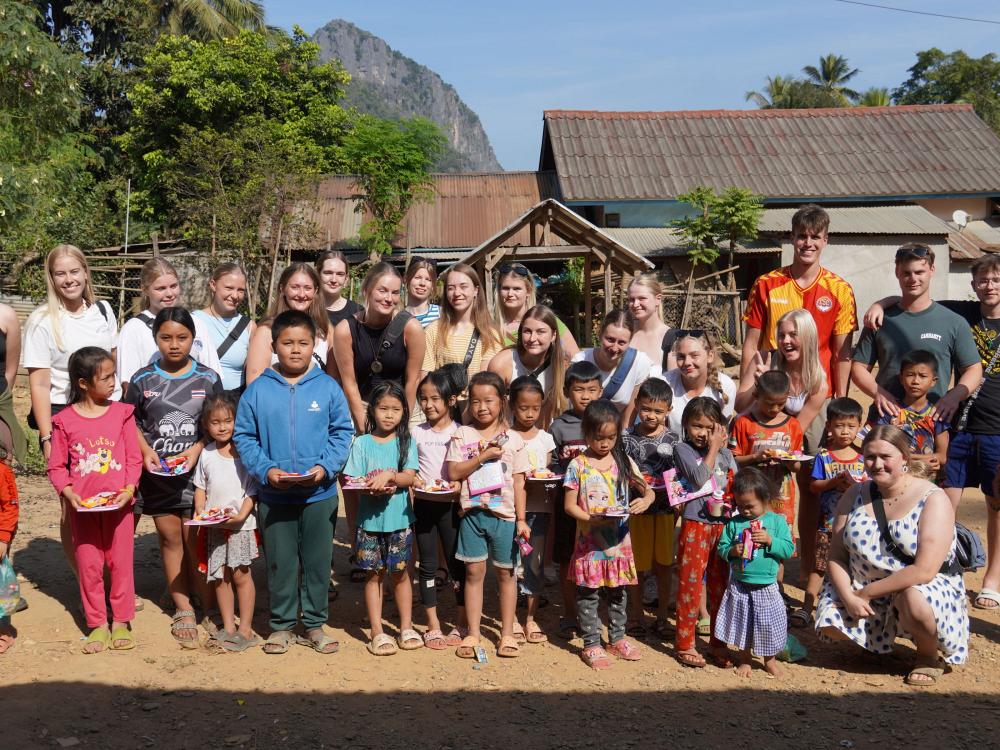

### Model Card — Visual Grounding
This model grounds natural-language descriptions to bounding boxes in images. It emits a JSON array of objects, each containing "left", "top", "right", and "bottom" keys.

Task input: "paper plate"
[
  {"left": 77, "top": 503, "right": 120, "bottom": 513},
  {"left": 528, "top": 474, "right": 563, "bottom": 482},
  {"left": 184, "top": 517, "right": 227, "bottom": 526}
]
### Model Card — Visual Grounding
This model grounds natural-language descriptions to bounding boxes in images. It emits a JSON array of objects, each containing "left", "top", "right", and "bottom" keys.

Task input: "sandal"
[
  {"left": 423, "top": 629, "right": 448, "bottom": 650},
  {"left": 695, "top": 617, "right": 711, "bottom": 636},
  {"left": 653, "top": 619, "right": 675, "bottom": 639},
  {"left": 297, "top": 627, "right": 339, "bottom": 654},
  {"left": 557, "top": 617, "right": 578, "bottom": 640},
  {"left": 512, "top": 622, "right": 527, "bottom": 644},
  {"left": 262, "top": 629, "right": 296, "bottom": 655},
  {"left": 789, "top": 608, "right": 813, "bottom": 628},
  {"left": 581, "top": 645, "right": 613, "bottom": 670},
  {"left": 607, "top": 638, "right": 642, "bottom": 661},
  {"left": 221, "top": 632, "right": 261, "bottom": 653},
  {"left": 455, "top": 635, "right": 480, "bottom": 659},
  {"left": 496, "top": 635, "right": 520, "bottom": 658},
  {"left": 367, "top": 632, "right": 398, "bottom": 656},
  {"left": 170, "top": 610, "right": 199, "bottom": 649},
  {"left": 444, "top": 626, "right": 468, "bottom": 647},
  {"left": 625, "top": 620, "right": 648, "bottom": 638},
  {"left": 109, "top": 624, "right": 135, "bottom": 651},
  {"left": 397, "top": 628, "right": 423, "bottom": 651},
  {"left": 905, "top": 656, "right": 948, "bottom": 686},
  {"left": 974, "top": 588, "right": 1000, "bottom": 610},
  {"left": 525, "top": 621, "right": 548, "bottom": 644},
  {"left": 83, "top": 626, "right": 110, "bottom": 654},
  {"left": 675, "top": 649, "right": 706, "bottom": 668}
]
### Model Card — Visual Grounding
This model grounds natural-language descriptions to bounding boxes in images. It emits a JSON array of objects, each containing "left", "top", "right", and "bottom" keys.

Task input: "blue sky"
[{"left": 263, "top": 1, "right": 1000, "bottom": 170}]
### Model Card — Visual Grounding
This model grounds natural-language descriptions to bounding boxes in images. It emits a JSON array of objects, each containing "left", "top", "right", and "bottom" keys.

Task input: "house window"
[
  {"left": 605, "top": 213, "right": 621, "bottom": 228},
  {"left": 990, "top": 198, "right": 1000, "bottom": 219}
]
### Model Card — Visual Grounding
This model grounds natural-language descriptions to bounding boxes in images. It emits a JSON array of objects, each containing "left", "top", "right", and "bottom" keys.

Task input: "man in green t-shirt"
[{"left": 851, "top": 244, "right": 982, "bottom": 423}]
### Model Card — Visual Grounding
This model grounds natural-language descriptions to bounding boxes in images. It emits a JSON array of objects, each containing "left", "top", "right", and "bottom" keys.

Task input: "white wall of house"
[
  {"left": 918, "top": 197, "right": 994, "bottom": 223},
  {"left": 948, "top": 260, "right": 980, "bottom": 303}
]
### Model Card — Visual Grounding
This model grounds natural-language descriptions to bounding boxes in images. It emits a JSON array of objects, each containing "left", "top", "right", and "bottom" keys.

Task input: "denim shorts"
[
  {"left": 355, "top": 526, "right": 413, "bottom": 573},
  {"left": 456, "top": 508, "right": 517, "bottom": 568},
  {"left": 944, "top": 432, "right": 1000, "bottom": 497}
]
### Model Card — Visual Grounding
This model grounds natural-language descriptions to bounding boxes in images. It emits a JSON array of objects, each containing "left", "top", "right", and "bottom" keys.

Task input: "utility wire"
[{"left": 833, "top": 0, "right": 1000, "bottom": 25}]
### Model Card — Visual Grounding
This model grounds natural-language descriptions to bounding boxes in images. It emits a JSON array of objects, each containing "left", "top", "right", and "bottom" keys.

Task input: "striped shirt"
[
  {"left": 421, "top": 320, "right": 500, "bottom": 378},
  {"left": 409, "top": 303, "right": 441, "bottom": 328}
]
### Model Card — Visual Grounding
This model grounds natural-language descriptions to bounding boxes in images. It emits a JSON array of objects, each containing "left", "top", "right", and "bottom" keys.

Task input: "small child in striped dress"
[{"left": 714, "top": 467, "right": 795, "bottom": 679}]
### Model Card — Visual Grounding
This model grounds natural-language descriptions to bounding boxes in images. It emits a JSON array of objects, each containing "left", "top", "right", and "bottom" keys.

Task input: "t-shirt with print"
[
  {"left": 446, "top": 426, "right": 528, "bottom": 521},
  {"left": 622, "top": 426, "right": 679, "bottom": 513},
  {"left": 743, "top": 266, "right": 857, "bottom": 395},
  {"left": 672, "top": 441, "right": 738, "bottom": 524},
  {"left": 549, "top": 410, "right": 586, "bottom": 473},
  {"left": 421, "top": 321, "right": 501, "bottom": 383},
  {"left": 852, "top": 302, "right": 980, "bottom": 402},
  {"left": 729, "top": 413, "right": 804, "bottom": 520},
  {"left": 344, "top": 434, "right": 418, "bottom": 533},
  {"left": 940, "top": 300, "right": 1000, "bottom": 434},
  {"left": 810, "top": 449, "right": 866, "bottom": 534},
  {"left": 570, "top": 348, "right": 652, "bottom": 410},
  {"left": 663, "top": 368, "right": 737, "bottom": 437},
  {"left": 21, "top": 301, "right": 120, "bottom": 404},
  {"left": 413, "top": 421, "right": 459, "bottom": 501},
  {"left": 192, "top": 443, "right": 258, "bottom": 531},
  {"left": 861, "top": 401, "right": 946, "bottom": 456},
  {"left": 520, "top": 429, "right": 556, "bottom": 513},
  {"left": 124, "top": 360, "right": 223, "bottom": 512}
]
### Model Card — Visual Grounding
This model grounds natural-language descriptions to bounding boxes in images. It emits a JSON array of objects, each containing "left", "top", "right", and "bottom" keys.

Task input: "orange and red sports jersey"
[
  {"left": 729, "top": 413, "right": 804, "bottom": 528},
  {"left": 743, "top": 267, "right": 858, "bottom": 393}
]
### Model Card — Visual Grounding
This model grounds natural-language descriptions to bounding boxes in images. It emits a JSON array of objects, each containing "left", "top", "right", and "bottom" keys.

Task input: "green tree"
[
  {"left": 745, "top": 76, "right": 850, "bottom": 109},
  {"left": 669, "top": 186, "right": 764, "bottom": 268},
  {"left": 342, "top": 115, "right": 448, "bottom": 260},
  {"left": 149, "top": 0, "right": 268, "bottom": 41},
  {"left": 803, "top": 53, "right": 860, "bottom": 104},
  {"left": 893, "top": 48, "right": 1000, "bottom": 134},
  {"left": 745, "top": 75, "right": 797, "bottom": 108},
  {"left": 857, "top": 87, "right": 891, "bottom": 107}
]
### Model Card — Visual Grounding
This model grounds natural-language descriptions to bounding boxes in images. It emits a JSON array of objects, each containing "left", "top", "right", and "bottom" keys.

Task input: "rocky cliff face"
[{"left": 314, "top": 19, "right": 502, "bottom": 172}]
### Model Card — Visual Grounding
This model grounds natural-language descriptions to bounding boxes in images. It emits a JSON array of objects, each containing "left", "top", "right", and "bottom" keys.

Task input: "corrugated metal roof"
[
  {"left": 291, "top": 171, "right": 560, "bottom": 250},
  {"left": 542, "top": 105, "right": 1000, "bottom": 201},
  {"left": 603, "top": 228, "right": 781, "bottom": 258},
  {"left": 758, "top": 205, "right": 949, "bottom": 235},
  {"left": 950, "top": 231, "right": 986, "bottom": 261},
  {"left": 967, "top": 220, "right": 1000, "bottom": 249}
]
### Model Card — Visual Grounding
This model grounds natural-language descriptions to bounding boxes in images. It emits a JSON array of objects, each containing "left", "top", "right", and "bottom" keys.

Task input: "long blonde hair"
[
  {"left": 27, "top": 245, "right": 97, "bottom": 352},
  {"left": 672, "top": 330, "right": 729, "bottom": 404},
  {"left": 265, "top": 263, "right": 329, "bottom": 338},
  {"left": 773, "top": 308, "right": 826, "bottom": 396},
  {"left": 438, "top": 263, "right": 500, "bottom": 353},
  {"left": 628, "top": 273, "right": 666, "bottom": 322},
  {"left": 494, "top": 263, "right": 537, "bottom": 331},
  {"left": 513, "top": 304, "right": 566, "bottom": 426}
]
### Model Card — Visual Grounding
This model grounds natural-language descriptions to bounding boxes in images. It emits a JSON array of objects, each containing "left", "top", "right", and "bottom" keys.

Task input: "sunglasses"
[
  {"left": 674, "top": 329, "right": 706, "bottom": 339},
  {"left": 499, "top": 263, "right": 530, "bottom": 277},
  {"left": 895, "top": 245, "right": 931, "bottom": 261}
]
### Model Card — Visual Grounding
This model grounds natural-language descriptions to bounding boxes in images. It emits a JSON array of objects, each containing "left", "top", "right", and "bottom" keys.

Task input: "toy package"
[{"left": 663, "top": 468, "right": 718, "bottom": 508}]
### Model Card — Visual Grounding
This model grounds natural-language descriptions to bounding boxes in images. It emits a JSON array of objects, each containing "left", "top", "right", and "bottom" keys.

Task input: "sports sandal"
[
  {"left": 221, "top": 632, "right": 261, "bottom": 653},
  {"left": 262, "top": 629, "right": 296, "bottom": 655},
  {"left": 905, "top": 656, "right": 948, "bottom": 686},
  {"left": 607, "top": 638, "right": 642, "bottom": 661},
  {"left": 297, "top": 627, "right": 339, "bottom": 654},
  {"left": 455, "top": 635, "right": 480, "bottom": 659},
  {"left": 397, "top": 628, "right": 423, "bottom": 650},
  {"left": 581, "top": 645, "right": 612, "bottom": 670},
  {"left": 423, "top": 629, "right": 448, "bottom": 650},
  {"left": 82, "top": 626, "right": 110, "bottom": 654},
  {"left": 974, "top": 588, "right": 1000, "bottom": 610},
  {"left": 109, "top": 624, "right": 135, "bottom": 651},
  {"left": 170, "top": 610, "right": 199, "bottom": 649},
  {"left": 496, "top": 635, "right": 520, "bottom": 658},
  {"left": 367, "top": 632, "right": 398, "bottom": 656}
]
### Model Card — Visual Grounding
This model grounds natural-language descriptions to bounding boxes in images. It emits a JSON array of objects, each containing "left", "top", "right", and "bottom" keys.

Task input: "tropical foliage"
[{"left": 894, "top": 49, "right": 1000, "bottom": 135}]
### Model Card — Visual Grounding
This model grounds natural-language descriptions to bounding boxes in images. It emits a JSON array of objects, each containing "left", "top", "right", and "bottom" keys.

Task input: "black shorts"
[{"left": 553, "top": 506, "right": 577, "bottom": 565}]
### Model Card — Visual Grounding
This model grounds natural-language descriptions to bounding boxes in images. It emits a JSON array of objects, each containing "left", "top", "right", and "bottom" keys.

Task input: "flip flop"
[
  {"left": 367, "top": 632, "right": 398, "bottom": 656},
  {"left": 109, "top": 624, "right": 135, "bottom": 651},
  {"left": 397, "top": 628, "right": 423, "bottom": 651},
  {"left": 525, "top": 621, "right": 548, "bottom": 643},
  {"left": 221, "top": 632, "right": 261, "bottom": 653},
  {"left": 675, "top": 650, "right": 706, "bottom": 668},
  {"left": 455, "top": 635, "right": 480, "bottom": 659},
  {"left": 83, "top": 626, "right": 110, "bottom": 654},
  {"left": 423, "top": 629, "right": 449, "bottom": 650},
  {"left": 297, "top": 628, "right": 339, "bottom": 654},
  {"left": 974, "top": 588, "right": 1000, "bottom": 610},
  {"left": 170, "top": 610, "right": 199, "bottom": 649},
  {"left": 262, "top": 629, "right": 296, "bottom": 655},
  {"left": 496, "top": 635, "right": 520, "bottom": 658}
]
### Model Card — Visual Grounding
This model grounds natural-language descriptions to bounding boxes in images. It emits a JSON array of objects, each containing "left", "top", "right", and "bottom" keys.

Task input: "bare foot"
[
  {"left": 734, "top": 662, "right": 753, "bottom": 678},
  {"left": 0, "top": 622, "right": 15, "bottom": 654},
  {"left": 763, "top": 656, "right": 784, "bottom": 679}
]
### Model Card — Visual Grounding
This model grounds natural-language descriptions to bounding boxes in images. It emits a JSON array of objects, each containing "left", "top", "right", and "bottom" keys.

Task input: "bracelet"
[{"left": 39, "top": 435, "right": 52, "bottom": 444}]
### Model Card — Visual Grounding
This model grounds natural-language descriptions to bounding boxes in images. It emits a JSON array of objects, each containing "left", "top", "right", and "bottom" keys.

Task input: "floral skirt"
[{"left": 206, "top": 528, "right": 259, "bottom": 582}]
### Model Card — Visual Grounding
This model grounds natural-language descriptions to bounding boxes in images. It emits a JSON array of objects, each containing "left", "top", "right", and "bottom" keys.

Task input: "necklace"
[{"left": 879, "top": 478, "right": 912, "bottom": 506}]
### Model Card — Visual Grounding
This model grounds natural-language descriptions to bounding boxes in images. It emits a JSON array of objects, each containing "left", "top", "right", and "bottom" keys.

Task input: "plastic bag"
[
  {"left": 0, "top": 556, "right": 19, "bottom": 617},
  {"left": 776, "top": 633, "right": 808, "bottom": 663}
]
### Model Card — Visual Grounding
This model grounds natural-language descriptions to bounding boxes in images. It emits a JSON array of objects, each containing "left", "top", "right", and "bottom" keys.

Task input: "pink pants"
[{"left": 71, "top": 506, "right": 135, "bottom": 627}]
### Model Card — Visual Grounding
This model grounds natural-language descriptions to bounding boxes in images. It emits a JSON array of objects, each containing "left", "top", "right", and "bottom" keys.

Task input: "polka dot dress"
[{"left": 814, "top": 486, "right": 969, "bottom": 665}]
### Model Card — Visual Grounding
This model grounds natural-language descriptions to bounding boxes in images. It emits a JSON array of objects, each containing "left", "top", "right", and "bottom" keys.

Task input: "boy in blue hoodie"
[{"left": 234, "top": 310, "right": 353, "bottom": 654}]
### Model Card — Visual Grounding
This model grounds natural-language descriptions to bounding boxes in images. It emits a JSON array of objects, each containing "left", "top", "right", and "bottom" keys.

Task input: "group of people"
[{"left": 0, "top": 203, "right": 989, "bottom": 686}]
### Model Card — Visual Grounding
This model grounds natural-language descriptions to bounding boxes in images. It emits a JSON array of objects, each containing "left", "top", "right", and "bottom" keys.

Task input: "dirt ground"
[{"left": 3, "top": 470, "right": 1000, "bottom": 750}]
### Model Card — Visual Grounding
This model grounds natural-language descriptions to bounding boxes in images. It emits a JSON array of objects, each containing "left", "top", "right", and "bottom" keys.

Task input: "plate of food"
[
  {"left": 528, "top": 468, "right": 563, "bottom": 482},
  {"left": 419, "top": 478, "right": 457, "bottom": 495},
  {"left": 77, "top": 491, "right": 120, "bottom": 512},
  {"left": 643, "top": 473, "right": 666, "bottom": 490},
  {"left": 185, "top": 507, "right": 236, "bottom": 526},
  {"left": 278, "top": 469, "right": 320, "bottom": 484},
  {"left": 149, "top": 457, "right": 190, "bottom": 477},
  {"left": 766, "top": 449, "right": 812, "bottom": 463}
]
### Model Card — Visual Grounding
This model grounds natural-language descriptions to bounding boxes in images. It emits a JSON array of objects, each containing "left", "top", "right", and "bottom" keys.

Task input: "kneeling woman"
[{"left": 816, "top": 424, "right": 969, "bottom": 686}]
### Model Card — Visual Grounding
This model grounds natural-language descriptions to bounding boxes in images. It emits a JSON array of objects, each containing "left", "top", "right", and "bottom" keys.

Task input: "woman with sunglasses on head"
[
  {"left": 420, "top": 263, "right": 502, "bottom": 389},
  {"left": 495, "top": 263, "right": 579, "bottom": 358},
  {"left": 570, "top": 310, "right": 651, "bottom": 427},
  {"left": 663, "top": 330, "right": 736, "bottom": 438},
  {"left": 488, "top": 305, "right": 568, "bottom": 427},
  {"left": 404, "top": 256, "right": 441, "bottom": 328},
  {"left": 316, "top": 250, "right": 362, "bottom": 328},
  {"left": 628, "top": 274, "right": 675, "bottom": 378}
]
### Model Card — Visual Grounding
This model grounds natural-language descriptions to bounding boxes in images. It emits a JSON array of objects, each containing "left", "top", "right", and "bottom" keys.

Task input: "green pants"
[{"left": 258, "top": 496, "right": 338, "bottom": 632}]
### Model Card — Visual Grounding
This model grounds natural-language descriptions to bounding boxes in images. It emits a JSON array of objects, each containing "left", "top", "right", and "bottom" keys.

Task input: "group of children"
[{"left": 1, "top": 300, "right": 954, "bottom": 677}]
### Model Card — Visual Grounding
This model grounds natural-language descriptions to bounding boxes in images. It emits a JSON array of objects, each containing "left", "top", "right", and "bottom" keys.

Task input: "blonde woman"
[
  {"left": 489, "top": 304, "right": 568, "bottom": 427},
  {"left": 117, "top": 258, "right": 220, "bottom": 393},
  {"left": 663, "top": 330, "right": 736, "bottom": 437},
  {"left": 22, "top": 245, "right": 120, "bottom": 570},
  {"left": 628, "top": 274, "right": 675, "bottom": 377},
  {"left": 421, "top": 263, "right": 502, "bottom": 384},
  {"left": 494, "top": 262, "right": 579, "bottom": 357},
  {"left": 244, "top": 263, "right": 332, "bottom": 385},
  {"left": 316, "top": 250, "right": 361, "bottom": 328},
  {"left": 404, "top": 256, "right": 441, "bottom": 328}
]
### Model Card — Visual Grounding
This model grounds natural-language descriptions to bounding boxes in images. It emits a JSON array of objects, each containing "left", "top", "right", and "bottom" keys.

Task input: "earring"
[{"left": 902, "top": 465, "right": 909, "bottom": 473}]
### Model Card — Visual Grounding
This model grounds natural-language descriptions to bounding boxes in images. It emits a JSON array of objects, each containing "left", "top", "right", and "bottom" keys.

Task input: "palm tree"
[
  {"left": 745, "top": 75, "right": 796, "bottom": 109},
  {"left": 803, "top": 54, "right": 861, "bottom": 104},
  {"left": 857, "top": 87, "right": 891, "bottom": 107},
  {"left": 149, "top": 0, "right": 268, "bottom": 41}
]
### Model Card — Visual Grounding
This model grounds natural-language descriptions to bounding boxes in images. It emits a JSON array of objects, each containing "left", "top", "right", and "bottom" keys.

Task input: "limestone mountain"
[{"left": 314, "top": 19, "right": 502, "bottom": 172}]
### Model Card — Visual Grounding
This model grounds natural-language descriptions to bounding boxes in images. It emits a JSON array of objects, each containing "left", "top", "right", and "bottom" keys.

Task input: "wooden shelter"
[{"left": 457, "top": 199, "right": 653, "bottom": 326}]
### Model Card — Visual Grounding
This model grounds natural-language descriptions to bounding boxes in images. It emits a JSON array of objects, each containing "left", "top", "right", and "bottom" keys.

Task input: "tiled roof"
[
  {"left": 757, "top": 205, "right": 949, "bottom": 235},
  {"left": 541, "top": 105, "right": 1000, "bottom": 201}
]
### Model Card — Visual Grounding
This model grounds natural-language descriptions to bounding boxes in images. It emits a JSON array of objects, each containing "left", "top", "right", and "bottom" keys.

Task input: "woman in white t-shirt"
[
  {"left": 489, "top": 304, "right": 568, "bottom": 428},
  {"left": 663, "top": 330, "right": 736, "bottom": 437},
  {"left": 22, "top": 244, "right": 120, "bottom": 571},
  {"left": 570, "top": 309, "right": 652, "bottom": 426},
  {"left": 628, "top": 274, "right": 675, "bottom": 379},
  {"left": 244, "top": 263, "right": 332, "bottom": 385},
  {"left": 117, "top": 258, "right": 221, "bottom": 395}
]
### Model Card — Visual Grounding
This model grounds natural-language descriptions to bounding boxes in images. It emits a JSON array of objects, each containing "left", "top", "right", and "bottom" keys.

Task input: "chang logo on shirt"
[
  {"left": 921, "top": 333, "right": 942, "bottom": 342},
  {"left": 308, "top": 400, "right": 321, "bottom": 412}
]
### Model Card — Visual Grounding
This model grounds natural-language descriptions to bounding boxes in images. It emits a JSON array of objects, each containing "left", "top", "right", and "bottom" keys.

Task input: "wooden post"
[
  {"left": 680, "top": 266, "right": 695, "bottom": 328},
  {"left": 604, "top": 254, "right": 613, "bottom": 317},
  {"left": 152, "top": 232, "right": 159, "bottom": 258},
  {"left": 266, "top": 216, "right": 285, "bottom": 306},
  {"left": 583, "top": 254, "right": 592, "bottom": 345}
]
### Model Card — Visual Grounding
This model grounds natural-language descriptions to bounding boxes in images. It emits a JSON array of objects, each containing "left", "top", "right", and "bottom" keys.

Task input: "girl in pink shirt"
[{"left": 48, "top": 347, "right": 142, "bottom": 653}]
